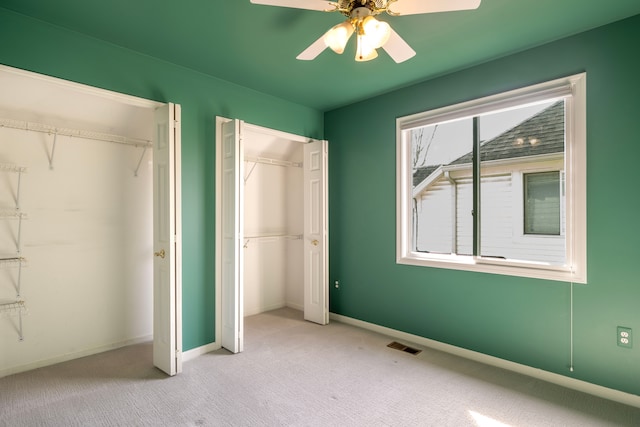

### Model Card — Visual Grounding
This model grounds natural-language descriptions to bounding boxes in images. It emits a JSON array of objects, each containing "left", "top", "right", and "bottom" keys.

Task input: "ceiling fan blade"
[
  {"left": 250, "top": 0, "right": 335, "bottom": 12},
  {"left": 297, "top": 34, "right": 329, "bottom": 60},
  {"left": 388, "top": 0, "right": 481, "bottom": 15},
  {"left": 382, "top": 28, "right": 416, "bottom": 63}
]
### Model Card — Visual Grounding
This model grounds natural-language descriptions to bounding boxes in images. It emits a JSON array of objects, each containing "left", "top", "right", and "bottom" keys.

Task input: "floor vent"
[{"left": 387, "top": 341, "right": 422, "bottom": 355}]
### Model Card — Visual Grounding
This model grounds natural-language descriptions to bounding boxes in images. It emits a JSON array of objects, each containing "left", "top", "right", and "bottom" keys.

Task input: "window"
[
  {"left": 397, "top": 74, "right": 586, "bottom": 283},
  {"left": 524, "top": 171, "right": 561, "bottom": 236}
]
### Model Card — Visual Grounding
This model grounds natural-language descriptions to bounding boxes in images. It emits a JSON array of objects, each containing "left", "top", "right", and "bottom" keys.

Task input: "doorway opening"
[{"left": 215, "top": 118, "right": 328, "bottom": 354}]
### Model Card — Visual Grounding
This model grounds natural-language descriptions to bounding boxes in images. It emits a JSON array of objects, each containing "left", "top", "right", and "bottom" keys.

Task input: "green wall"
[
  {"left": 0, "top": 8, "right": 324, "bottom": 351},
  {"left": 325, "top": 14, "right": 640, "bottom": 396}
]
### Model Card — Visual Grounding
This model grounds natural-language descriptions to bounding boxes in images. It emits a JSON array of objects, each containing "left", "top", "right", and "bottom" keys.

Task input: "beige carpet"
[{"left": 1, "top": 308, "right": 639, "bottom": 426}]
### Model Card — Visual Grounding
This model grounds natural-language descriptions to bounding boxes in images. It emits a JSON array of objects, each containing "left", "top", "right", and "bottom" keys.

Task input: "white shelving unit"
[{"left": 0, "top": 162, "right": 28, "bottom": 341}]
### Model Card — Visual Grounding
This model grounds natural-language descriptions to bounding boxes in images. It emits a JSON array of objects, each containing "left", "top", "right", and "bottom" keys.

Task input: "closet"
[
  {"left": 242, "top": 127, "right": 305, "bottom": 316},
  {"left": 0, "top": 65, "right": 180, "bottom": 377},
  {"left": 216, "top": 118, "right": 328, "bottom": 354}
]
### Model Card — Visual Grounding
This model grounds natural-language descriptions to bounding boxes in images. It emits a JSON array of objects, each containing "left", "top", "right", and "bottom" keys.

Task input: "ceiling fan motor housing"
[{"left": 337, "top": 0, "right": 391, "bottom": 16}]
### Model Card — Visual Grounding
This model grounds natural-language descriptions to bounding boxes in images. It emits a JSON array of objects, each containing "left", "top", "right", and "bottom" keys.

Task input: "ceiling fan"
[{"left": 250, "top": 0, "right": 481, "bottom": 63}]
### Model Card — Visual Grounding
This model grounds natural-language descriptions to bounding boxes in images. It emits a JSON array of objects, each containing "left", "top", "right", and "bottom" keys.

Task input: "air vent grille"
[{"left": 387, "top": 341, "right": 422, "bottom": 355}]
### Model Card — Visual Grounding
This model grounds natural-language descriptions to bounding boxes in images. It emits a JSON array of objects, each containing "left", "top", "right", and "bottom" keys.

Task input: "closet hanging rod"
[
  {"left": 243, "top": 234, "right": 302, "bottom": 244},
  {"left": 243, "top": 234, "right": 302, "bottom": 248},
  {"left": 245, "top": 156, "right": 302, "bottom": 168},
  {"left": 0, "top": 117, "right": 152, "bottom": 148}
]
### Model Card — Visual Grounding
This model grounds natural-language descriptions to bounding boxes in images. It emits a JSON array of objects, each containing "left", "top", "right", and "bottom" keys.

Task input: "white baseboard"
[
  {"left": 286, "top": 301, "right": 303, "bottom": 311},
  {"left": 245, "top": 302, "right": 288, "bottom": 317},
  {"left": 244, "top": 302, "right": 304, "bottom": 317},
  {"left": 0, "top": 334, "right": 153, "bottom": 379},
  {"left": 330, "top": 313, "right": 640, "bottom": 409},
  {"left": 182, "top": 342, "right": 221, "bottom": 362}
]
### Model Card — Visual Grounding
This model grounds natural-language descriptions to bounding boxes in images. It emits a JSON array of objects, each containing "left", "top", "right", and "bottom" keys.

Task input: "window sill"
[{"left": 398, "top": 253, "right": 586, "bottom": 283}]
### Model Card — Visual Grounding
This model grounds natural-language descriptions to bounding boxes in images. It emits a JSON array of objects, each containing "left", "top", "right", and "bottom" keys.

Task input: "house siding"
[
  {"left": 480, "top": 174, "right": 514, "bottom": 258},
  {"left": 415, "top": 179, "right": 455, "bottom": 253},
  {"left": 416, "top": 172, "right": 564, "bottom": 264}
]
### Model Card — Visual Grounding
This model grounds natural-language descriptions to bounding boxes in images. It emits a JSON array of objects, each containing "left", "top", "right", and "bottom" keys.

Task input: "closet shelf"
[
  {"left": 0, "top": 257, "right": 27, "bottom": 268},
  {"left": 0, "top": 210, "right": 27, "bottom": 219},
  {"left": 0, "top": 300, "right": 26, "bottom": 316},
  {"left": 0, "top": 163, "right": 28, "bottom": 174},
  {"left": 0, "top": 157, "right": 29, "bottom": 341},
  {"left": 0, "top": 117, "right": 152, "bottom": 148},
  {"left": 245, "top": 156, "right": 302, "bottom": 168}
]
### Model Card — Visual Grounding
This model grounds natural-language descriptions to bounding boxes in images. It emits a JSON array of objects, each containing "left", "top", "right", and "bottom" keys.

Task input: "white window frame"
[{"left": 396, "top": 73, "right": 587, "bottom": 283}]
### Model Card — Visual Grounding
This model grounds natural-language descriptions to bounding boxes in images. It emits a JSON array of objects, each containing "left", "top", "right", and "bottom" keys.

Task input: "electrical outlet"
[{"left": 617, "top": 326, "right": 632, "bottom": 348}]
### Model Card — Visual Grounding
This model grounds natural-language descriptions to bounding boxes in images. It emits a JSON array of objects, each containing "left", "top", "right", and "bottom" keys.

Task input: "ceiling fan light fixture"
[
  {"left": 324, "top": 20, "right": 355, "bottom": 54},
  {"left": 355, "top": 33, "right": 378, "bottom": 61},
  {"left": 362, "top": 15, "right": 391, "bottom": 48}
]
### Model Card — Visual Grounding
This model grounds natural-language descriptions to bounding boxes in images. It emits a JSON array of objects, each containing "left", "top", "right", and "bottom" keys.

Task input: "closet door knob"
[
  {"left": 311, "top": 240, "right": 319, "bottom": 246},
  {"left": 154, "top": 249, "right": 166, "bottom": 259}
]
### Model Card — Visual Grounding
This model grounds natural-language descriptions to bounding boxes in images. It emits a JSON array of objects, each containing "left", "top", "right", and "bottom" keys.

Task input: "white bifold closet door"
[
  {"left": 220, "top": 119, "right": 245, "bottom": 354},
  {"left": 153, "top": 103, "right": 183, "bottom": 375},
  {"left": 303, "top": 139, "right": 328, "bottom": 325},
  {"left": 217, "top": 118, "right": 328, "bottom": 354}
]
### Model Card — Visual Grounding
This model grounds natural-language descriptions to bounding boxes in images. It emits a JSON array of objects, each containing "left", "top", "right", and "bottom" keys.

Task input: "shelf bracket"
[
  {"left": 18, "top": 310, "right": 23, "bottom": 341},
  {"left": 16, "top": 258, "right": 23, "bottom": 298},
  {"left": 16, "top": 214, "right": 23, "bottom": 254},
  {"left": 16, "top": 170, "right": 22, "bottom": 210},
  {"left": 48, "top": 132, "right": 58, "bottom": 170},
  {"left": 244, "top": 161, "right": 258, "bottom": 184},
  {"left": 0, "top": 300, "right": 26, "bottom": 341},
  {"left": 134, "top": 146, "right": 148, "bottom": 177}
]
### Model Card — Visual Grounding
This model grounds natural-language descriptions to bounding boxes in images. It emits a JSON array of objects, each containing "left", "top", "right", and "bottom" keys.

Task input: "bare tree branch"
[{"left": 412, "top": 125, "right": 438, "bottom": 171}]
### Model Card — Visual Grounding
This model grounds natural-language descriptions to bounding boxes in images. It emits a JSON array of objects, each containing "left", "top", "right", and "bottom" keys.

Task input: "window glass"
[
  {"left": 524, "top": 171, "right": 561, "bottom": 235},
  {"left": 411, "top": 118, "right": 472, "bottom": 255},
  {"left": 478, "top": 101, "right": 565, "bottom": 265}
]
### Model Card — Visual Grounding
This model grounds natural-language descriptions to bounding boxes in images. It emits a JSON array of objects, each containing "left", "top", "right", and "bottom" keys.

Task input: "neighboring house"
[{"left": 412, "top": 101, "right": 566, "bottom": 265}]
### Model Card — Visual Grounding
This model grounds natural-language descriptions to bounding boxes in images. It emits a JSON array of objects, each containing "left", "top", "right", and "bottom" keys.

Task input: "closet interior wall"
[
  {"left": 243, "top": 129, "right": 304, "bottom": 317},
  {"left": 0, "top": 68, "right": 155, "bottom": 377}
]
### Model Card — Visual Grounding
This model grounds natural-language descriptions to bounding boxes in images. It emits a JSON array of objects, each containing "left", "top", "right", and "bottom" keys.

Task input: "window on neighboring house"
[
  {"left": 397, "top": 74, "right": 586, "bottom": 283},
  {"left": 524, "top": 171, "right": 561, "bottom": 236}
]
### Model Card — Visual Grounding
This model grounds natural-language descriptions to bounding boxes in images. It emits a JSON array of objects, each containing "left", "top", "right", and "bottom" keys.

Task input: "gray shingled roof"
[
  {"left": 412, "top": 164, "right": 441, "bottom": 187},
  {"left": 413, "top": 101, "right": 564, "bottom": 187},
  {"left": 450, "top": 101, "right": 564, "bottom": 165}
]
